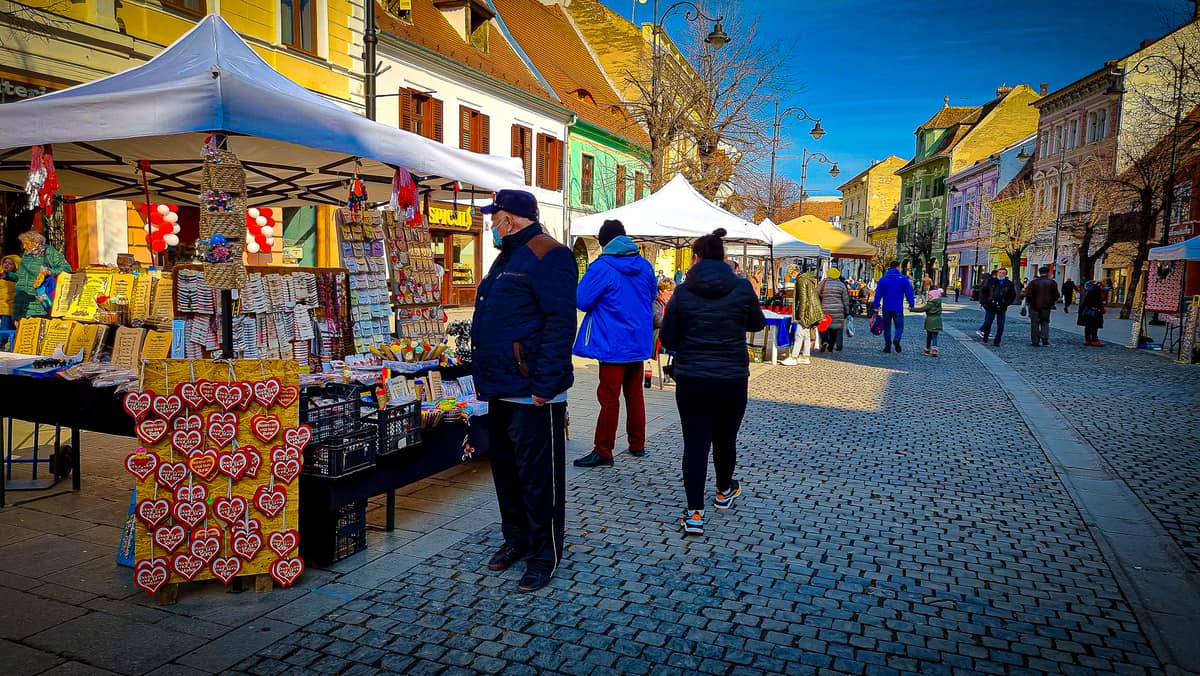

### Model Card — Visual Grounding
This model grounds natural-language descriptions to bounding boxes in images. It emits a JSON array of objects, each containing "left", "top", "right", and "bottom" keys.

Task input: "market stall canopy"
[
  {"left": 736, "top": 218, "right": 830, "bottom": 258},
  {"left": 0, "top": 14, "right": 524, "bottom": 206},
  {"left": 1149, "top": 235, "right": 1200, "bottom": 261},
  {"left": 572, "top": 174, "right": 768, "bottom": 244},
  {"left": 777, "top": 215, "right": 875, "bottom": 259}
]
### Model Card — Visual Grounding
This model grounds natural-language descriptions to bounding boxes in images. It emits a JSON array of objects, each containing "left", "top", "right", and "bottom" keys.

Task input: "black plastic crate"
[
  {"left": 364, "top": 400, "right": 422, "bottom": 457},
  {"left": 300, "top": 499, "right": 367, "bottom": 565},
  {"left": 300, "top": 383, "right": 365, "bottom": 444},
  {"left": 302, "top": 431, "right": 376, "bottom": 478}
]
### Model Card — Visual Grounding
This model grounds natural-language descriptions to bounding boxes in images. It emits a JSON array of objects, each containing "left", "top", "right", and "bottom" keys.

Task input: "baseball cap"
[{"left": 480, "top": 189, "right": 539, "bottom": 221}]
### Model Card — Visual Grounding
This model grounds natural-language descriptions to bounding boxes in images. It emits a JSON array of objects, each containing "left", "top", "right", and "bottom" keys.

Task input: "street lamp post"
[
  {"left": 766, "top": 102, "right": 825, "bottom": 291},
  {"left": 643, "top": 0, "right": 728, "bottom": 188},
  {"left": 797, "top": 148, "right": 840, "bottom": 218}
]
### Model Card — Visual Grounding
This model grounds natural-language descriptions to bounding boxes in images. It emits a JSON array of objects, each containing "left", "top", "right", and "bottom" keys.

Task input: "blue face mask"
[{"left": 491, "top": 223, "right": 503, "bottom": 249}]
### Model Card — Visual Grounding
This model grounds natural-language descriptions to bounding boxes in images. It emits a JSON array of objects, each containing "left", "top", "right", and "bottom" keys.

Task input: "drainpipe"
[
  {"left": 564, "top": 113, "right": 578, "bottom": 246},
  {"left": 364, "top": 0, "right": 378, "bottom": 120}
]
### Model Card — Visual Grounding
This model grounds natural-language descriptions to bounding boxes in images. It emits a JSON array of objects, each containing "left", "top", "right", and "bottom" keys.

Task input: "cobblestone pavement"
[
  {"left": 233, "top": 320, "right": 1170, "bottom": 676},
  {"left": 944, "top": 306, "right": 1200, "bottom": 571}
]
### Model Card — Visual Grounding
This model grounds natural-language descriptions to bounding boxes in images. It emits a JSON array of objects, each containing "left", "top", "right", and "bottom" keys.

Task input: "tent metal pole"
[{"left": 221, "top": 291, "right": 235, "bottom": 358}]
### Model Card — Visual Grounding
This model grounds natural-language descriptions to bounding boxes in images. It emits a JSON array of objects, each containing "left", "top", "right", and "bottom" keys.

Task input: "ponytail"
[{"left": 691, "top": 228, "right": 727, "bottom": 261}]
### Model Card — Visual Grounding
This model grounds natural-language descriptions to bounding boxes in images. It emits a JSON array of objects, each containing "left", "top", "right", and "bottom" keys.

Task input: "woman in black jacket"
[{"left": 660, "top": 228, "right": 766, "bottom": 536}]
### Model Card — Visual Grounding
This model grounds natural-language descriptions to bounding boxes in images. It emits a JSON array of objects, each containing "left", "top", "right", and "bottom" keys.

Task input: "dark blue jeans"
[
  {"left": 980, "top": 306, "right": 1007, "bottom": 343},
  {"left": 882, "top": 310, "right": 904, "bottom": 346}
]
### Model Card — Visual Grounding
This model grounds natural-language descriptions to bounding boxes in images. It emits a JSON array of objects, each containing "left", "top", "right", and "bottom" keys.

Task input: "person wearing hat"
[
  {"left": 912, "top": 287, "right": 944, "bottom": 356},
  {"left": 572, "top": 219, "right": 657, "bottom": 468},
  {"left": 817, "top": 267, "right": 850, "bottom": 352},
  {"left": 472, "top": 189, "right": 578, "bottom": 593},
  {"left": 11, "top": 230, "right": 71, "bottom": 320}
]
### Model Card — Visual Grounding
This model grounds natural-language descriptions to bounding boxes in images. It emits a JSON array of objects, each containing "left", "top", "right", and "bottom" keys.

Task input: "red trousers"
[{"left": 593, "top": 362, "right": 647, "bottom": 458}]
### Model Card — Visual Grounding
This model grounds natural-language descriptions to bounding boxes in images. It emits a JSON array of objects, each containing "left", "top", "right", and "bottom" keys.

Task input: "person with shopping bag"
[{"left": 818, "top": 267, "right": 851, "bottom": 352}]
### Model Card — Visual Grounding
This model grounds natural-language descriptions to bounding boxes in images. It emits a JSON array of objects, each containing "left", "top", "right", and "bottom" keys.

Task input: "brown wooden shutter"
[
  {"left": 459, "top": 106, "right": 471, "bottom": 150},
  {"left": 536, "top": 133, "right": 548, "bottom": 188},
  {"left": 552, "top": 139, "right": 564, "bottom": 191},
  {"left": 480, "top": 113, "right": 490, "bottom": 154},
  {"left": 511, "top": 125, "right": 520, "bottom": 157},
  {"left": 431, "top": 98, "right": 444, "bottom": 142},
  {"left": 399, "top": 89, "right": 413, "bottom": 132},
  {"left": 522, "top": 128, "right": 533, "bottom": 185}
]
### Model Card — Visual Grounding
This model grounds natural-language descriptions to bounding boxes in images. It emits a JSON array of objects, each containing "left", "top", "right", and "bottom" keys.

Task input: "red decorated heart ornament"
[
  {"left": 206, "top": 412, "right": 239, "bottom": 449},
  {"left": 152, "top": 394, "right": 183, "bottom": 421},
  {"left": 123, "top": 391, "right": 153, "bottom": 421},
  {"left": 187, "top": 449, "right": 221, "bottom": 482},
  {"left": 136, "top": 498, "right": 171, "bottom": 529},
  {"left": 272, "top": 455, "right": 302, "bottom": 485},
  {"left": 194, "top": 525, "right": 223, "bottom": 542},
  {"left": 253, "top": 378, "right": 281, "bottom": 408},
  {"left": 213, "top": 383, "right": 243, "bottom": 412},
  {"left": 214, "top": 495, "right": 248, "bottom": 525},
  {"left": 250, "top": 414, "right": 281, "bottom": 443},
  {"left": 283, "top": 425, "right": 312, "bottom": 454},
  {"left": 271, "top": 446, "right": 299, "bottom": 463},
  {"left": 269, "top": 556, "right": 305, "bottom": 587},
  {"left": 197, "top": 379, "right": 217, "bottom": 404},
  {"left": 135, "top": 418, "right": 169, "bottom": 446},
  {"left": 173, "top": 413, "right": 202, "bottom": 432},
  {"left": 218, "top": 449, "right": 249, "bottom": 480},
  {"left": 254, "top": 484, "right": 287, "bottom": 518},
  {"left": 231, "top": 516, "right": 262, "bottom": 534},
  {"left": 172, "top": 499, "right": 207, "bottom": 529},
  {"left": 174, "top": 483, "right": 207, "bottom": 504},
  {"left": 155, "top": 462, "right": 188, "bottom": 491},
  {"left": 243, "top": 447, "right": 263, "bottom": 479},
  {"left": 175, "top": 381, "right": 205, "bottom": 411},
  {"left": 276, "top": 385, "right": 299, "bottom": 409},
  {"left": 134, "top": 557, "right": 170, "bottom": 594},
  {"left": 152, "top": 525, "right": 187, "bottom": 553},
  {"left": 235, "top": 382, "right": 255, "bottom": 411},
  {"left": 211, "top": 556, "right": 242, "bottom": 584},
  {"left": 125, "top": 451, "right": 158, "bottom": 481},
  {"left": 267, "top": 529, "right": 299, "bottom": 558},
  {"left": 171, "top": 429, "right": 203, "bottom": 455},
  {"left": 172, "top": 552, "right": 205, "bottom": 581},
  {"left": 231, "top": 529, "right": 263, "bottom": 561},
  {"left": 190, "top": 534, "right": 220, "bottom": 564}
]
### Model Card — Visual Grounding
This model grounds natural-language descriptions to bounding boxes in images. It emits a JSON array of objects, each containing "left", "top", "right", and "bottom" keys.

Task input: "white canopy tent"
[
  {"left": 0, "top": 15, "right": 524, "bottom": 206},
  {"left": 572, "top": 174, "right": 768, "bottom": 245},
  {"left": 738, "top": 219, "right": 829, "bottom": 258}
]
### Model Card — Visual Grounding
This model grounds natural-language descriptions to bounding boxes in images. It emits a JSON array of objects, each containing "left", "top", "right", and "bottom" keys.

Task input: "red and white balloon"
[
  {"left": 141, "top": 203, "right": 180, "bottom": 253},
  {"left": 245, "top": 207, "right": 276, "bottom": 254}
]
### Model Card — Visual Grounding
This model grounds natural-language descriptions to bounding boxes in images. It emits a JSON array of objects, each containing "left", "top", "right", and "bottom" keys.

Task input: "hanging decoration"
[
  {"left": 389, "top": 168, "right": 422, "bottom": 225},
  {"left": 24, "top": 144, "right": 59, "bottom": 215},
  {"left": 347, "top": 169, "right": 368, "bottom": 214},
  {"left": 244, "top": 207, "right": 276, "bottom": 254},
  {"left": 138, "top": 203, "right": 181, "bottom": 254},
  {"left": 199, "top": 136, "right": 248, "bottom": 290}
]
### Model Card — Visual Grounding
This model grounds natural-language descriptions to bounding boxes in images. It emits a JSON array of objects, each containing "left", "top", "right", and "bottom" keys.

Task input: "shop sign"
[
  {"left": 1, "top": 77, "right": 55, "bottom": 104},
  {"left": 428, "top": 206, "right": 473, "bottom": 229}
]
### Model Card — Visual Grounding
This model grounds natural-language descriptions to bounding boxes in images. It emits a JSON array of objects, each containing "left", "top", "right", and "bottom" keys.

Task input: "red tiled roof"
[
  {"left": 919, "top": 106, "right": 980, "bottom": 131},
  {"left": 376, "top": 0, "right": 552, "bottom": 101},
  {"left": 491, "top": 0, "right": 649, "bottom": 147}
]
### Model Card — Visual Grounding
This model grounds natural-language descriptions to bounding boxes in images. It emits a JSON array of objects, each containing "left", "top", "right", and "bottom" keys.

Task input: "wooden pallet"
[{"left": 157, "top": 573, "right": 274, "bottom": 605}]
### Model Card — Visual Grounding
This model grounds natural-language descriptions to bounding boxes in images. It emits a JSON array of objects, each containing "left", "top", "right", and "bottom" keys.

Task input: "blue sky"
[{"left": 604, "top": 0, "right": 1195, "bottom": 197}]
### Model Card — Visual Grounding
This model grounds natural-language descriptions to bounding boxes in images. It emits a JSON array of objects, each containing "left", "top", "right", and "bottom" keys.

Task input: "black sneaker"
[
  {"left": 573, "top": 452, "right": 613, "bottom": 468},
  {"left": 628, "top": 448, "right": 646, "bottom": 458},
  {"left": 486, "top": 543, "right": 528, "bottom": 571},
  {"left": 517, "top": 564, "right": 552, "bottom": 592},
  {"left": 882, "top": 347, "right": 891, "bottom": 353},
  {"left": 893, "top": 341, "right": 901, "bottom": 353}
]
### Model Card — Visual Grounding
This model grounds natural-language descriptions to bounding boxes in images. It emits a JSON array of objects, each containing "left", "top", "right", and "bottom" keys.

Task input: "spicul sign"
[{"left": 1, "top": 79, "right": 54, "bottom": 103}]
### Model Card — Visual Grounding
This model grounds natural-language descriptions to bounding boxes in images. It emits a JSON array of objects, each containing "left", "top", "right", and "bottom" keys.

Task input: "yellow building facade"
[
  {"left": 839, "top": 155, "right": 907, "bottom": 242},
  {"left": 1, "top": 0, "right": 363, "bottom": 267}
]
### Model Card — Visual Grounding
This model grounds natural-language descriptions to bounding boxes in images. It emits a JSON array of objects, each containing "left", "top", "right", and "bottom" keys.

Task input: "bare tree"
[
  {"left": 907, "top": 224, "right": 936, "bottom": 277},
  {"left": 982, "top": 177, "right": 1054, "bottom": 287},
  {"left": 870, "top": 237, "right": 896, "bottom": 279},
  {"left": 0, "top": 1, "right": 71, "bottom": 44},
  {"left": 621, "top": 2, "right": 793, "bottom": 198},
  {"left": 728, "top": 170, "right": 801, "bottom": 221}
]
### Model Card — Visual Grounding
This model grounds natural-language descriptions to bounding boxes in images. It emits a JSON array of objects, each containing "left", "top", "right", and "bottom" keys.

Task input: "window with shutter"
[
  {"left": 615, "top": 165, "right": 627, "bottom": 206},
  {"left": 431, "top": 98, "right": 444, "bottom": 143},
  {"left": 460, "top": 106, "right": 473, "bottom": 150},
  {"left": 480, "top": 113, "right": 490, "bottom": 154},
  {"left": 634, "top": 171, "right": 645, "bottom": 199},
  {"left": 536, "top": 133, "right": 549, "bottom": 188},
  {"left": 551, "top": 138, "right": 564, "bottom": 191},
  {"left": 581, "top": 154, "right": 595, "bottom": 205},
  {"left": 512, "top": 126, "right": 533, "bottom": 185},
  {"left": 399, "top": 90, "right": 413, "bottom": 133}
]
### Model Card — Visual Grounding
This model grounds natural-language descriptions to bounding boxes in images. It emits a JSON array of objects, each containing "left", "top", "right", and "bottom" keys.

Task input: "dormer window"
[
  {"left": 573, "top": 89, "right": 596, "bottom": 104},
  {"left": 384, "top": 0, "right": 412, "bottom": 22},
  {"left": 433, "top": 0, "right": 493, "bottom": 52}
]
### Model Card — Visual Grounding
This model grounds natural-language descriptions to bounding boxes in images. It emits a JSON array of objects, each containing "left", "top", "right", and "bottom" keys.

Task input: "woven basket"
[
  {"left": 201, "top": 211, "right": 246, "bottom": 239},
  {"left": 205, "top": 261, "right": 247, "bottom": 291},
  {"left": 203, "top": 157, "right": 245, "bottom": 192}
]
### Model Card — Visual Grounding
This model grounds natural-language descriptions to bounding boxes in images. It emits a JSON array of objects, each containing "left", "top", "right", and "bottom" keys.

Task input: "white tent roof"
[
  {"left": 1149, "top": 235, "right": 1200, "bottom": 261},
  {"left": 736, "top": 218, "right": 830, "bottom": 258},
  {"left": 572, "top": 174, "right": 767, "bottom": 244},
  {"left": 0, "top": 15, "right": 523, "bottom": 206}
]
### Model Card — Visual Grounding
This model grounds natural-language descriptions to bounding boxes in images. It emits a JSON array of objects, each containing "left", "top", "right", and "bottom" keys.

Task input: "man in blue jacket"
[
  {"left": 871, "top": 260, "right": 915, "bottom": 353},
  {"left": 572, "top": 220, "right": 657, "bottom": 468},
  {"left": 473, "top": 189, "right": 577, "bottom": 593}
]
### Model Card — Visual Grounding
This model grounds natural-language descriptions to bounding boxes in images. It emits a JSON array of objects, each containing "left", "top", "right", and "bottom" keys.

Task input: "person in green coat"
[
  {"left": 12, "top": 230, "right": 72, "bottom": 320},
  {"left": 912, "top": 287, "right": 944, "bottom": 356}
]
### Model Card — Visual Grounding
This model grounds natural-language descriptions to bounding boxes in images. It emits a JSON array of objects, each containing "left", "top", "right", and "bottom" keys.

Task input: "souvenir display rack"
[
  {"left": 382, "top": 209, "right": 446, "bottom": 345},
  {"left": 334, "top": 208, "right": 391, "bottom": 355},
  {"left": 172, "top": 264, "right": 351, "bottom": 370}
]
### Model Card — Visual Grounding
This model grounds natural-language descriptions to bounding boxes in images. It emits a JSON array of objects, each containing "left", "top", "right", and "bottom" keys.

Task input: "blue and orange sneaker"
[
  {"left": 714, "top": 480, "right": 742, "bottom": 509},
  {"left": 680, "top": 510, "right": 704, "bottom": 535}
]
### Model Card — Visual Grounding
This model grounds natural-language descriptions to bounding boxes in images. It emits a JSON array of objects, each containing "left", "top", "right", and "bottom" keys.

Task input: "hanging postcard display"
[{"left": 123, "top": 359, "right": 306, "bottom": 594}]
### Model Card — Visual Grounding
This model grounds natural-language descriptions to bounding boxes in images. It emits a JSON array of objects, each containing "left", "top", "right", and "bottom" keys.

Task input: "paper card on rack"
[
  {"left": 39, "top": 319, "right": 75, "bottom": 356},
  {"left": 67, "top": 322, "right": 100, "bottom": 360},
  {"left": 151, "top": 277, "right": 174, "bottom": 321},
  {"left": 130, "top": 275, "right": 153, "bottom": 320},
  {"left": 170, "top": 320, "right": 187, "bottom": 358},
  {"left": 65, "top": 272, "right": 112, "bottom": 321},
  {"left": 141, "top": 330, "right": 173, "bottom": 361},
  {"left": 14, "top": 318, "right": 44, "bottom": 354},
  {"left": 112, "top": 326, "right": 145, "bottom": 372},
  {"left": 49, "top": 273, "right": 76, "bottom": 318}
]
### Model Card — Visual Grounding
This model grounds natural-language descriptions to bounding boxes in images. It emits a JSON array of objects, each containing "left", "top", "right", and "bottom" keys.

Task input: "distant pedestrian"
[
  {"left": 660, "top": 228, "right": 765, "bottom": 536},
  {"left": 474, "top": 189, "right": 576, "bottom": 593},
  {"left": 782, "top": 269, "right": 821, "bottom": 365},
  {"left": 652, "top": 278, "right": 674, "bottom": 382},
  {"left": 976, "top": 267, "right": 1017, "bottom": 346},
  {"left": 1062, "top": 278, "right": 1077, "bottom": 313},
  {"left": 871, "top": 260, "right": 915, "bottom": 353},
  {"left": 573, "top": 219, "right": 657, "bottom": 468},
  {"left": 818, "top": 267, "right": 851, "bottom": 352},
  {"left": 912, "top": 288, "right": 944, "bottom": 356},
  {"left": 953, "top": 279, "right": 962, "bottom": 302},
  {"left": 1078, "top": 279, "right": 1106, "bottom": 346},
  {"left": 921, "top": 272, "right": 933, "bottom": 298},
  {"left": 674, "top": 268, "right": 684, "bottom": 285},
  {"left": 1023, "top": 265, "right": 1061, "bottom": 347}
]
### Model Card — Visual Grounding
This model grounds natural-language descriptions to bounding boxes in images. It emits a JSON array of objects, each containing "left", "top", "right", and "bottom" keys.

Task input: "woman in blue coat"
[{"left": 572, "top": 220, "right": 658, "bottom": 468}]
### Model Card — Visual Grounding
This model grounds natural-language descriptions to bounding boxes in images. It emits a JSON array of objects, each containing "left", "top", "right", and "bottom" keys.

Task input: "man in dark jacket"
[
  {"left": 572, "top": 220, "right": 656, "bottom": 468},
  {"left": 1061, "top": 278, "right": 1077, "bottom": 313},
  {"left": 976, "top": 267, "right": 1016, "bottom": 346},
  {"left": 1023, "top": 266, "right": 1061, "bottom": 347},
  {"left": 473, "top": 190, "right": 577, "bottom": 593}
]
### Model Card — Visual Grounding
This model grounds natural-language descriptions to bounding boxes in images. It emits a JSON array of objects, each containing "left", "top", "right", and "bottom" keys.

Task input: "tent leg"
[
  {"left": 1179, "top": 265, "right": 1188, "bottom": 361},
  {"left": 221, "top": 290, "right": 234, "bottom": 358}
]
